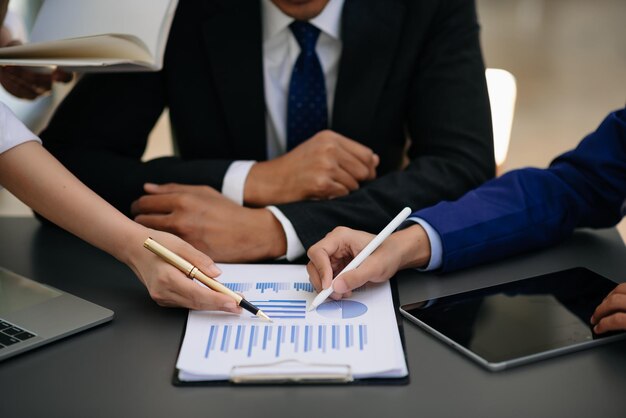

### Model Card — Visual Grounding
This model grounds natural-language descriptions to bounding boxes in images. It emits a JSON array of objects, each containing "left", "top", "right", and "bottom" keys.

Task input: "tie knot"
[{"left": 289, "top": 21, "right": 321, "bottom": 53}]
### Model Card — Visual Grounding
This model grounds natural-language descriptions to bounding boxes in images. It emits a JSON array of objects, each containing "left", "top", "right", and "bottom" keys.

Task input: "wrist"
[
  {"left": 252, "top": 208, "right": 287, "bottom": 259},
  {"left": 115, "top": 224, "right": 151, "bottom": 267},
  {"left": 244, "top": 161, "right": 280, "bottom": 207},
  {"left": 392, "top": 224, "right": 431, "bottom": 269}
]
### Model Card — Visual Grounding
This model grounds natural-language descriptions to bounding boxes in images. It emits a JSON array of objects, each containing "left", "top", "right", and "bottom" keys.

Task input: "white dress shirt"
[
  {"left": 404, "top": 217, "right": 444, "bottom": 271},
  {"left": 221, "top": 0, "right": 345, "bottom": 260}
]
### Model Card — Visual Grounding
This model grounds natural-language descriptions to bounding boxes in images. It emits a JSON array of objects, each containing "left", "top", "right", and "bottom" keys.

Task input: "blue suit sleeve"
[{"left": 413, "top": 109, "right": 626, "bottom": 272}]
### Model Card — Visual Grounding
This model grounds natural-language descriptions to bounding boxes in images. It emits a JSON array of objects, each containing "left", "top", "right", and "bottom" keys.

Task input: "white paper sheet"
[{"left": 176, "top": 264, "right": 408, "bottom": 382}]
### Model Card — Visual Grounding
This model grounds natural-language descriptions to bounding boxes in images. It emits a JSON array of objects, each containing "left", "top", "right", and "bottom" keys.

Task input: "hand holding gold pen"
[{"left": 143, "top": 238, "right": 272, "bottom": 322}]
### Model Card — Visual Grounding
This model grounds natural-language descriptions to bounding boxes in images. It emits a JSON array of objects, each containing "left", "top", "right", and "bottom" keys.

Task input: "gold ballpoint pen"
[{"left": 143, "top": 238, "right": 272, "bottom": 321}]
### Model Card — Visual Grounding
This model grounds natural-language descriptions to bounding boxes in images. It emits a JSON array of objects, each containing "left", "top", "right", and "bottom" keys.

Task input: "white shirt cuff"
[
  {"left": 405, "top": 217, "right": 443, "bottom": 271},
  {"left": 266, "top": 206, "right": 306, "bottom": 261},
  {"left": 221, "top": 160, "right": 256, "bottom": 205}
]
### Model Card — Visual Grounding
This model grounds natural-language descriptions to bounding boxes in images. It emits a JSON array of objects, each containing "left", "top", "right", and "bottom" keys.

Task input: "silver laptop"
[{"left": 0, "top": 266, "right": 113, "bottom": 361}]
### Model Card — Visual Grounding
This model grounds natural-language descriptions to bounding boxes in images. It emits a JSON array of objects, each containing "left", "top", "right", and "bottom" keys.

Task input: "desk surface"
[{"left": 1, "top": 217, "right": 626, "bottom": 418}]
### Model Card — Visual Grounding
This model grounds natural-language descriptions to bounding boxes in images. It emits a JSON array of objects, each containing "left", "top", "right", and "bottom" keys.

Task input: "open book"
[{"left": 0, "top": 0, "right": 178, "bottom": 72}]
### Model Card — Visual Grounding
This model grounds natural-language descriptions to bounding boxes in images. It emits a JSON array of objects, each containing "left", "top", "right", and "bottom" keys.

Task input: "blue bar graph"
[
  {"left": 221, "top": 325, "right": 231, "bottom": 352},
  {"left": 235, "top": 325, "right": 246, "bottom": 350},
  {"left": 223, "top": 282, "right": 252, "bottom": 292},
  {"left": 205, "top": 325, "right": 217, "bottom": 358},
  {"left": 256, "top": 282, "right": 290, "bottom": 293},
  {"left": 294, "top": 282, "right": 314, "bottom": 292},
  {"left": 204, "top": 324, "right": 368, "bottom": 359},
  {"left": 247, "top": 325, "right": 257, "bottom": 357},
  {"left": 250, "top": 300, "right": 307, "bottom": 319},
  {"left": 262, "top": 325, "right": 272, "bottom": 350},
  {"left": 252, "top": 282, "right": 315, "bottom": 293}
]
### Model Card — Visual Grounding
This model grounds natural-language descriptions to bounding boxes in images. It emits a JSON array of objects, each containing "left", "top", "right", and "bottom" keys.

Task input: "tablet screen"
[{"left": 401, "top": 267, "right": 624, "bottom": 368}]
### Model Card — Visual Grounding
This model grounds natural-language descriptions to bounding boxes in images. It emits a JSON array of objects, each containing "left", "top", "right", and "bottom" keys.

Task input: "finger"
[
  {"left": 170, "top": 236, "right": 222, "bottom": 278},
  {"left": 173, "top": 274, "right": 241, "bottom": 313},
  {"left": 334, "top": 146, "right": 373, "bottom": 182},
  {"left": 307, "top": 245, "right": 337, "bottom": 291},
  {"left": 144, "top": 182, "right": 215, "bottom": 195},
  {"left": 335, "top": 135, "right": 378, "bottom": 173},
  {"left": 52, "top": 69, "right": 73, "bottom": 83},
  {"left": 143, "top": 182, "right": 181, "bottom": 194},
  {"left": 609, "top": 282, "right": 626, "bottom": 295},
  {"left": 324, "top": 180, "right": 350, "bottom": 199},
  {"left": 134, "top": 213, "right": 174, "bottom": 232},
  {"left": 306, "top": 261, "right": 324, "bottom": 293},
  {"left": 594, "top": 312, "right": 626, "bottom": 334},
  {"left": 131, "top": 194, "right": 178, "bottom": 215},
  {"left": 591, "top": 293, "right": 626, "bottom": 325},
  {"left": 371, "top": 153, "right": 380, "bottom": 177},
  {"left": 2, "top": 83, "right": 40, "bottom": 100},
  {"left": 2, "top": 66, "right": 55, "bottom": 86},
  {"left": 0, "top": 72, "right": 42, "bottom": 99},
  {"left": 330, "top": 165, "right": 360, "bottom": 192},
  {"left": 333, "top": 261, "right": 378, "bottom": 294}
]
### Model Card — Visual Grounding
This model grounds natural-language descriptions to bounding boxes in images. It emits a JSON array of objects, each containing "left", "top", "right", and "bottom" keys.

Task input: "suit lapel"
[
  {"left": 333, "top": 0, "right": 406, "bottom": 143},
  {"left": 202, "top": 0, "right": 267, "bottom": 160}
]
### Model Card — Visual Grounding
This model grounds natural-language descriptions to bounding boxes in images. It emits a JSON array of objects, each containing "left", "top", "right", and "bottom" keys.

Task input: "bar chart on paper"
[
  {"left": 204, "top": 323, "right": 369, "bottom": 359},
  {"left": 224, "top": 282, "right": 315, "bottom": 294},
  {"left": 176, "top": 264, "right": 408, "bottom": 381}
]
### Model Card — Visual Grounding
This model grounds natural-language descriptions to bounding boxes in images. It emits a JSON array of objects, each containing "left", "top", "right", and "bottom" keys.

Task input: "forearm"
[
  {"left": 278, "top": 151, "right": 493, "bottom": 250},
  {"left": 417, "top": 109, "right": 626, "bottom": 272},
  {"left": 0, "top": 142, "right": 145, "bottom": 264},
  {"left": 386, "top": 225, "right": 432, "bottom": 270},
  {"left": 43, "top": 142, "right": 233, "bottom": 215}
]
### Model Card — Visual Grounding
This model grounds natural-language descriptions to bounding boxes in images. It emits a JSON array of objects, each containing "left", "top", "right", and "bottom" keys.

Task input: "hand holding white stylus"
[{"left": 308, "top": 207, "right": 412, "bottom": 311}]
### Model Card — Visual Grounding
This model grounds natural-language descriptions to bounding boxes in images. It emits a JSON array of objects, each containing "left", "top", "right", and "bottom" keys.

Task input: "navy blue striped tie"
[{"left": 287, "top": 21, "right": 328, "bottom": 150}]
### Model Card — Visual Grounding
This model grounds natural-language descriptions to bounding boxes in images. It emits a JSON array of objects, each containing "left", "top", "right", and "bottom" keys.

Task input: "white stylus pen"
[{"left": 308, "top": 207, "right": 413, "bottom": 311}]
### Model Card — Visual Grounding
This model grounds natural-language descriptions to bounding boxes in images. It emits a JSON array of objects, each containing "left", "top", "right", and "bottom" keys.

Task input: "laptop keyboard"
[{"left": 0, "top": 319, "right": 36, "bottom": 349}]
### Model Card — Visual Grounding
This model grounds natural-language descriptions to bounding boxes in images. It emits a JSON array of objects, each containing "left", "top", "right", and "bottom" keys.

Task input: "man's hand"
[
  {"left": 591, "top": 283, "right": 626, "bottom": 334},
  {"left": 244, "top": 130, "right": 379, "bottom": 206},
  {"left": 0, "top": 64, "right": 72, "bottom": 100},
  {"left": 131, "top": 183, "right": 287, "bottom": 262},
  {"left": 0, "top": 36, "right": 73, "bottom": 100},
  {"left": 0, "top": 26, "right": 73, "bottom": 100},
  {"left": 306, "top": 224, "right": 431, "bottom": 300}
]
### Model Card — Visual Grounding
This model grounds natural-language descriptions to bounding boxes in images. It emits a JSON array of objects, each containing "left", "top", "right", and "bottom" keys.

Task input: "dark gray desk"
[{"left": 1, "top": 217, "right": 626, "bottom": 418}]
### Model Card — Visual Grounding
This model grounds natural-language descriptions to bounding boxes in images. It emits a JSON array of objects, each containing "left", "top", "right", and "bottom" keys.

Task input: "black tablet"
[{"left": 400, "top": 267, "right": 626, "bottom": 371}]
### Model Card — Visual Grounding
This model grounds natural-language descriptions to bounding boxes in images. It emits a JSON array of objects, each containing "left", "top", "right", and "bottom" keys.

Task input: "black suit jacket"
[{"left": 42, "top": 0, "right": 494, "bottom": 250}]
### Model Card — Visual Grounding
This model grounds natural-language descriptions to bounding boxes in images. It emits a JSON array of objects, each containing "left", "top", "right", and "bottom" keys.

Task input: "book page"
[
  {"left": 176, "top": 264, "right": 408, "bottom": 382},
  {"left": 0, "top": 35, "right": 152, "bottom": 61},
  {"left": 29, "top": 0, "right": 178, "bottom": 60}
]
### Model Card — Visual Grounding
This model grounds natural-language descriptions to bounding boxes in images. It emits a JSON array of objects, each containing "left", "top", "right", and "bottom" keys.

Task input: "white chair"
[{"left": 485, "top": 68, "right": 517, "bottom": 171}]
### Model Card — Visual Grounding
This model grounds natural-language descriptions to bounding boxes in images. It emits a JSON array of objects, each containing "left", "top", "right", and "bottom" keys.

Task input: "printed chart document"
[
  {"left": 176, "top": 264, "right": 408, "bottom": 383},
  {"left": 0, "top": 0, "right": 178, "bottom": 72}
]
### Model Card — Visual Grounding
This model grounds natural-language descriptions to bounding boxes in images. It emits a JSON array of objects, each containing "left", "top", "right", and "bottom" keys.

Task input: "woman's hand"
[{"left": 123, "top": 228, "right": 242, "bottom": 313}]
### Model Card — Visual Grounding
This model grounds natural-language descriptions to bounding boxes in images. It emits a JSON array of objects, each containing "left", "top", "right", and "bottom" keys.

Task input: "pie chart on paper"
[{"left": 315, "top": 300, "right": 368, "bottom": 319}]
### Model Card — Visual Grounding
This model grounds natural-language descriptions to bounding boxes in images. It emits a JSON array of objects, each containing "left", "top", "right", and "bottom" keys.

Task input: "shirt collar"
[{"left": 262, "top": 0, "right": 344, "bottom": 42}]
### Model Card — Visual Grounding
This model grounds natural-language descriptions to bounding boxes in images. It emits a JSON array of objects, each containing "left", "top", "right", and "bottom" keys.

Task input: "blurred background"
[{"left": 1, "top": 0, "right": 626, "bottom": 235}]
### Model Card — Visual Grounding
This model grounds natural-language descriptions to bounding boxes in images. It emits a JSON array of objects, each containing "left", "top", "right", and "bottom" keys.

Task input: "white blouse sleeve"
[{"left": 0, "top": 101, "right": 41, "bottom": 155}]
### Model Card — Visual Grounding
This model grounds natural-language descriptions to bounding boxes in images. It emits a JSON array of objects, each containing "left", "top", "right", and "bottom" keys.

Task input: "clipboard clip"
[{"left": 229, "top": 359, "right": 353, "bottom": 384}]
